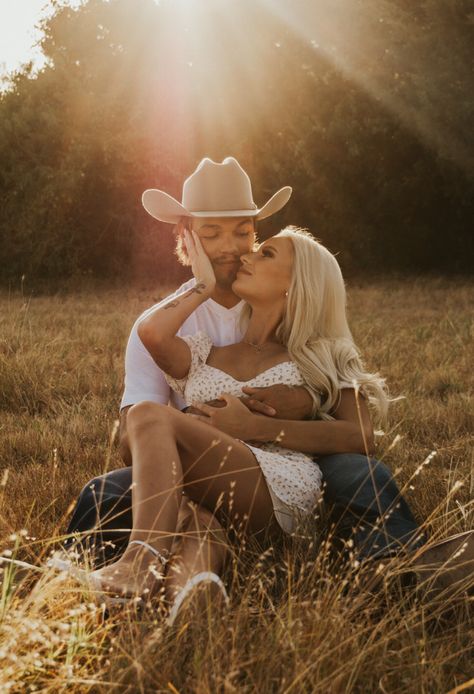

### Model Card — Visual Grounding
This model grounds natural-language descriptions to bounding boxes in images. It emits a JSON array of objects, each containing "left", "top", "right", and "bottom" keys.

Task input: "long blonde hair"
[{"left": 271, "top": 227, "right": 391, "bottom": 422}]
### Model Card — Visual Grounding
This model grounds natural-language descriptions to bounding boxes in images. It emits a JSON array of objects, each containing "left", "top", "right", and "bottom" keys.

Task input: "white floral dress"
[{"left": 163, "top": 331, "right": 323, "bottom": 535}]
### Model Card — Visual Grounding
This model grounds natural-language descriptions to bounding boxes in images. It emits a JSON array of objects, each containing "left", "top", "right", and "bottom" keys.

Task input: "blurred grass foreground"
[{"left": 0, "top": 278, "right": 472, "bottom": 691}]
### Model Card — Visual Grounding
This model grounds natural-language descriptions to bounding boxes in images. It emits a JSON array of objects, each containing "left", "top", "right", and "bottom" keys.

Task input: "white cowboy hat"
[{"left": 142, "top": 156, "right": 292, "bottom": 224}]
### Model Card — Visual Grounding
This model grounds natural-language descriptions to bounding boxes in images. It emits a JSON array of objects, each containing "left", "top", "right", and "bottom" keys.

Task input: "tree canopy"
[{"left": 0, "top": 0, "right": 472, "bottom": 285}]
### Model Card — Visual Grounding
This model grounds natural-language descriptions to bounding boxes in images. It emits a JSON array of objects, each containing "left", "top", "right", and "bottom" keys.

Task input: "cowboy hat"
[{"left": 142, "top": 156, "right": 292, "bottom": 224}]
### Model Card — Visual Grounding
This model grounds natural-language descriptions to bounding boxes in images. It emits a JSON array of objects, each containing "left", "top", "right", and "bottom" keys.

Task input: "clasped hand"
[
  {"left": 189, "top": 393, "right": 258, "bottom": 440},
  {"left": 187, "top": 383, "right": 314, "bottom": 437}
]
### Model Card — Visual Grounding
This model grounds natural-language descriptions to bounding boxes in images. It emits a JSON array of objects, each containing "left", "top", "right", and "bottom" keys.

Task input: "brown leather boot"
[{"left": 408, "top": 530, "right": 474, "bottom": 601}]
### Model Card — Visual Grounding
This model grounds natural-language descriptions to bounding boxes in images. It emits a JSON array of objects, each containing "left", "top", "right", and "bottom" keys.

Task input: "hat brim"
[{"left": 142, "top": 186, "right": 292, "bottom": 224}]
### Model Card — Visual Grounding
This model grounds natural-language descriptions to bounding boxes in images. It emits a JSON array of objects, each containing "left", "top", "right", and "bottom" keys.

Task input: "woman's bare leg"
[
  {"left": 165, "top": 498, "right": 230, "bottom": 604},
  {"left": 91, "top": 402, "right": 280, "bottom": 596}
]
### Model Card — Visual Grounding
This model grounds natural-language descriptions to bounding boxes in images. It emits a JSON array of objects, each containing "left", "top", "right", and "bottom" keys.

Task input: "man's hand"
[
  {"left": 189, "top": 393, "right": 258, "bottom": 439},
  {"left": 241, "top": 384, "right": 314, "bottom": 420},
  {"left": 185, "top": 384, "right": 314, "bottom": 421},
  {"left": 185, "top": 399, "right": 226, "bottom": 415}
]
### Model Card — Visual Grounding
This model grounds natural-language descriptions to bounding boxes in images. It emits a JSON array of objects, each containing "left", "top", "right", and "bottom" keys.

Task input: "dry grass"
[{"left": 0, "top": 277, "right": 473, "bottom": 692}]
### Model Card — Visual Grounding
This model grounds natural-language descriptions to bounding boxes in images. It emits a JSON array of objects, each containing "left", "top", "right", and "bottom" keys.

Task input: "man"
[{"left": 65, "top": 157, "right": 473, "bottom": 598}]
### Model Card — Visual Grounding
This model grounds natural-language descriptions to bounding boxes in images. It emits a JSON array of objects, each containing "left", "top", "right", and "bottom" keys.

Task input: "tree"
[{"left": 0, "top": 0, "right": 472, "bottom": 284}]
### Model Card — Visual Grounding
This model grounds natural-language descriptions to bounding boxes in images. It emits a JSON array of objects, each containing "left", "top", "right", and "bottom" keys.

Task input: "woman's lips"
[{"left": 237, "top": 267, "right": 252, "bottom": 276}]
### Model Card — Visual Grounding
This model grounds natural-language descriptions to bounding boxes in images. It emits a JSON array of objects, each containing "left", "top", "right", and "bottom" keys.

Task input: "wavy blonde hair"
[{"left": 262, "top": 227, "right": 391, "bottom": 423}]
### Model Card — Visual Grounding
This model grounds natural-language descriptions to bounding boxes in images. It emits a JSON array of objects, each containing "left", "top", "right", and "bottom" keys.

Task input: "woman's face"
[{"left": 232, "top": 236, "right": 294, "bottom": 303}]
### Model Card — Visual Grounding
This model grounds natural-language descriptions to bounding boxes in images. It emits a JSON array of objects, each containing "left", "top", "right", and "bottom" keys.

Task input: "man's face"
[{"left": 191, "top": 216, "right": 256, "bottom": 288}]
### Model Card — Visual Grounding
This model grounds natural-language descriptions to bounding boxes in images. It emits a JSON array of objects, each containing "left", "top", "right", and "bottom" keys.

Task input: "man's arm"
[
  {"left": 249, "top": 389, "right": 375, "bottom": 455},
  {"left": 118, "top": 406, "right": 132, "bottom": 466},
  {"left": 192, "top": 388, "right": 375, "bottom": 456},
  {"left": 185, "top": 386, "right": 307, "bottom": 419}
]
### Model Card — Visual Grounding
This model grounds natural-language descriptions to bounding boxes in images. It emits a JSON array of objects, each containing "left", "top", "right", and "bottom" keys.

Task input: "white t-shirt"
[{"left": 120, "top": 279, "right": 247, "bottom": 411}]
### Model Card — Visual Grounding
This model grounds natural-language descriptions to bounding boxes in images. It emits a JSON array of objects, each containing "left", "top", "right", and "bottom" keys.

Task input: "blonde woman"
[{"left": 86, "top": 226, "right": 396, "bottom": 611}]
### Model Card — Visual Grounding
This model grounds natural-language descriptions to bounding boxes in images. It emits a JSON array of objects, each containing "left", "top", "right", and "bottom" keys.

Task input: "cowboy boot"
[
  {"left": 346, "top": 530, "right": 473, "bottom": 603},
  {"left": 408, "top": 530, "right": 474, "bottom": 601}
]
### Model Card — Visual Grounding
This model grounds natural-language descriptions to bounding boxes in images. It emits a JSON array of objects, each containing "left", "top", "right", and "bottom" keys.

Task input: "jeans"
[
  {"left": 64, "top": 454, "right": 425, "bottom": 566},
  {"left": 316, "top": 454, "right": 425, "bottom": 560}
]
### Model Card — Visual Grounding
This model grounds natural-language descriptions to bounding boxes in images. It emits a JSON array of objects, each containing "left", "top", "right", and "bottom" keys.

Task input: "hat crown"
[
  {"left": 141, "top": 155, "right": 291, "bottom": 224},
  {"left": 182, "top": 157, "right": 257, "bottom": 213}
]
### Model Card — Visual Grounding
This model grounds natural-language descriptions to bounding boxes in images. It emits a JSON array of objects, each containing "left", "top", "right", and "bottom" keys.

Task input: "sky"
[{"left": 0, "top": 0, "right": 80, "bottom": 77}]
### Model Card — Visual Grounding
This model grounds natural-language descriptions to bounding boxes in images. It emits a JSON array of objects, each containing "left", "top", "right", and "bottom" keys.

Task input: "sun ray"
[{"left": 259, "top": 0, "right": 473, "bottom": 175}]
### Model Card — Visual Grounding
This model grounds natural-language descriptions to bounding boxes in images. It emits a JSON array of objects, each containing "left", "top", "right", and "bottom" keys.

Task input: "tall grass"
[{"left": 0, "top": 278, "right": 472, "bottom": 692}]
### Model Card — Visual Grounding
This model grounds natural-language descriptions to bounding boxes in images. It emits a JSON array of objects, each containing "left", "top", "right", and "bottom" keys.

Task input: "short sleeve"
[
  {"left": 120, "top": 321, "right": 172, "bottom": 409},
  {"left": 163, "top": 331, "right": 213, "bottom": 400}
]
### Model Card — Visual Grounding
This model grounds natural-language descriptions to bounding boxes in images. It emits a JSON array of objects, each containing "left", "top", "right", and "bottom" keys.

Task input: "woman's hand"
[
  {"left": 189, "top": 393, "right": 258, "bottom": 440},
  {"left": 184, "top": 228, "right": 216, "bottom": 293}
]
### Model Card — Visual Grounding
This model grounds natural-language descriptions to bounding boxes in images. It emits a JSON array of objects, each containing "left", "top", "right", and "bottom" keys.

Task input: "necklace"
[{"left": 242, "top": 339, "right": 274, "bottom": 353}]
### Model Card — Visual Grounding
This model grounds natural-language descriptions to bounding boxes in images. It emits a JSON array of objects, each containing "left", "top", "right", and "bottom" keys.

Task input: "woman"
[{"left": 87, "top": 225, "right": 389, "bottom": 617}]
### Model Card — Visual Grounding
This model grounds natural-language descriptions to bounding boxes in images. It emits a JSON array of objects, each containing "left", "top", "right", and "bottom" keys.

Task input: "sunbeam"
[{"left": 259, "top": 0, "right": 473, "bottom": 175}]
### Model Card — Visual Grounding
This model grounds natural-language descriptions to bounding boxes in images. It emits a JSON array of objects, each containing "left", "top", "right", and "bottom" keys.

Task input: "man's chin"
[{"left": 214, "top": 267, "right": 240, "bottom": 289}]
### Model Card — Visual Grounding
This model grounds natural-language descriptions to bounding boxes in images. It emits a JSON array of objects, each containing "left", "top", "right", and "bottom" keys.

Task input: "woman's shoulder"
[{"left": 180, "top": 331, "right": 214, "bottom": 362}]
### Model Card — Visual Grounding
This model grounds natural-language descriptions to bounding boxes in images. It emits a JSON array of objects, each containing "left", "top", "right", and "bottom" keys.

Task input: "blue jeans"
[
  {"left": 65, "top": 454, "right": 425, "bottom": 566},
  {"left": 316, "top": 454, "right": 424, "bottom": 559}
]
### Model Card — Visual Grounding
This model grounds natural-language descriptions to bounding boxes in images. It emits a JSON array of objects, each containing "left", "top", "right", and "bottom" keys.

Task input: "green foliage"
[{"left": 0, "top": 0, "right": 472, "bottom": 284}]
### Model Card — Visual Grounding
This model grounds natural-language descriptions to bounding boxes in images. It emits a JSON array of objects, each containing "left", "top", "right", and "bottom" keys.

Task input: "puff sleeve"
[{"left": 163, "top": 331, "right": 213, "bottom": 401}]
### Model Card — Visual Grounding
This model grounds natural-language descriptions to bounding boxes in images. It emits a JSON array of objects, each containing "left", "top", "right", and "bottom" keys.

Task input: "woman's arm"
[{"left": 137, "top": 229, "right": 216, "bottom": 379}]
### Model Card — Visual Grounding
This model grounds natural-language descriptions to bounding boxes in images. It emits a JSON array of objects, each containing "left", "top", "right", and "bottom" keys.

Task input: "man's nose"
[{"left": 219, "top": 235, "right": 240, "bottom": 255}]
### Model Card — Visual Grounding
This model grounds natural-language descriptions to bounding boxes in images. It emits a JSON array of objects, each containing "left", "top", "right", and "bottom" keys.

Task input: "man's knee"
[
  {"left": 78, "top": 468, "right": 133, "bottom": 508},
  {"left": 76, "top": 475, "right": 105, "bottom": 511},
  {"left": 67, "top": 468, "right": 133, "bottom": 538}
]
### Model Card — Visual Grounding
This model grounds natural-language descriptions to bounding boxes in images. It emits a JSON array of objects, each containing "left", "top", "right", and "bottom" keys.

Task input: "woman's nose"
[{"left": 240, "top": 252, "right": 254, "bottom": 265}]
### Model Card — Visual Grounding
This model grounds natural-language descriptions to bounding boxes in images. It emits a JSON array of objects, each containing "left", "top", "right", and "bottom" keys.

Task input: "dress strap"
[{"left": 128, "top": 540, "right": 170, "bottom": 567}]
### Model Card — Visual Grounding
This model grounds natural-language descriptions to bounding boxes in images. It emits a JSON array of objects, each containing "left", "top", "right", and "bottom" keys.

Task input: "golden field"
[{"left": 0, "top": 277, "right": 472, "bottom": 693}]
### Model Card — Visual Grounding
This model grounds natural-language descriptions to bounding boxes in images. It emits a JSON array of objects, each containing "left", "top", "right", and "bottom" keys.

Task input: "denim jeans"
[
  {"left": 316, "top": 454, "right": 425, "bottom": 559},
  {"left": 64, "top": 453, "right": 425, "bottom": 567}
]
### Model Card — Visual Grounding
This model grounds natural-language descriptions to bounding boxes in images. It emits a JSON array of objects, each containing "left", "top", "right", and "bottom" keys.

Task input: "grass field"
[{"left": 0, "top": 277, "right": 473, "bottom": 692}]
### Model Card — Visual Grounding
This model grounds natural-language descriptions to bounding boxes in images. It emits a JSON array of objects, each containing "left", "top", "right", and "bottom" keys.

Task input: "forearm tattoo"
[{"left": 163, "top": 282, "right": 207, "bottom": 309}]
